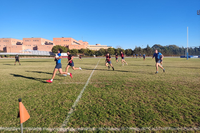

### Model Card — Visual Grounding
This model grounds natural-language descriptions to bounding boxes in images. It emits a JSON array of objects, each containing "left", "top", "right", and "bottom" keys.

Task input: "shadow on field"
[
  {"left": 26, "top": 71, "right": 52, "bottom": 75},
  {"left": 10, "top": 73, "right": 50, "bottom": 83},
  {"left": 83, "top": 68, "right": 154, "bottom": 74},
  {"left": 21, "top": 60, "right": 51, "bottom": 62},
  {"left": 3, "top": 64, "right": 14, "bottom": 66}
]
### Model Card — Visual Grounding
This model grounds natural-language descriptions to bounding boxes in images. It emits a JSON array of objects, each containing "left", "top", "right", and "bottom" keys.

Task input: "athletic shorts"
[
  {"left": 143, "top": 57, "right": 145, "bottom": 59},
  {"left": 122, "top": 57, "right": 124, "bottom": 59},
  {"left": 107, "top": 61, "right": 111, "bottom": 64},
  {"left": 15, "top": 59, "right": 19, "bottom": 62},
  {"left": 116, "top": 58, "right": 118, "bottom": 60},
  {"left": 68, "top": 61, "right": 74, "bottom": 67},
  {"left": 156, "top": 60, "right": 161, "bottom": 63},
  {"left": 55, "top": 63, "right": 62, "bottom": 69},
  {"left": 160, "top": 60, "right": 163, "bottom": 62}
]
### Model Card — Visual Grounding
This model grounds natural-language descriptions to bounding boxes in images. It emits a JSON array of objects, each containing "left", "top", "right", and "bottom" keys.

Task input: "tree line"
[{"left": 52, "top": 44, "right": 200, "bottom": 56}]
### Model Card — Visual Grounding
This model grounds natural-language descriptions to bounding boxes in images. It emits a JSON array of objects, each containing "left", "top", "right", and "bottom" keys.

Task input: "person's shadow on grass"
[
  {"left": 82, "top": 68, "right": 154, "bottom": 74},
  {"left": 3, "top": 64, "right": 14, "bottom": 66},
  {"left": 10, "top": 73, "right": 51, "bottom": 83},
  {"left": 26, "top": 71, "right": 52, "bottom": 75}
]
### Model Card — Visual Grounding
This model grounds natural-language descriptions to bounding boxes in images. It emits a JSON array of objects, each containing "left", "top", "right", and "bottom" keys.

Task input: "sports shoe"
[
  {"left": 155, "top": 71, "right": 158, "bottom": 74},
  {"left": 126, "top": 63, "right": 128, "bottom": 65},
  {"left": 63, "top": 74, "right": 67, "bottom": 76},
  {"left": 46, "top": 79, "right": 52, "bottom": 83},
  {"left": 79, "top": 67, "right": 82, "bottom": 70},
  {"left": 163, "top": 69, "right": 165, "bottom": 72},
  {"left": 108, "top": 66, "right": 110, "bottom": 69},
  {"left": 70, "top": 73, "right": 73, "bottom": 78},
  {"left": 112, "top": 67, "right": 114, "bottom": 71}
]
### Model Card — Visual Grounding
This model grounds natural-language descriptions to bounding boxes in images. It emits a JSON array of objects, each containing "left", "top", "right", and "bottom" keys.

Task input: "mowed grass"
[{"left": 0, "top": 57, "right": 200, "bottom": 130}]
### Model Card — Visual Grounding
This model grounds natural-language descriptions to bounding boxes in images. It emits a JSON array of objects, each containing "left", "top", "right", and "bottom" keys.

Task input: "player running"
[
  {"left": 64, "top": 51, "right": 82, "bottom": 77},
  {"left": 152, "top": 49, "right": 165, "bottom": 74},
  {"left": 143, "top": 53, "right": 146, "bottom": 61},
  {"left": 160, "top": 55, "right": 164, "bottom": 66},
  {"left": 14, "top": 54, "right": 21, "bottom": 65},
  {"left": 79, "top": 55, "right": 82, "bottom": 60},
  {"left": 120, "top": 51, "right": 128, "bottom": 65},
  {"left": 105, "top": 53, "right": 114, "bottom": 70},
  {"left": 115, "top": 53, "right": 118, "bottom": 63},
  {"left": 46, "top": 49, "right": 72, "bottom": 83}
]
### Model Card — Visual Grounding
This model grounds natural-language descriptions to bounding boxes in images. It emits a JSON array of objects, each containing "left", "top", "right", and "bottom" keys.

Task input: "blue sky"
[{"left": 0, "top": 0, "right": 199, "bottom": 49}]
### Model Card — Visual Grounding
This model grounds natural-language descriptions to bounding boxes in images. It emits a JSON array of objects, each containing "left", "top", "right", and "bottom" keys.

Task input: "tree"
[
  {"left": 125, "top": 49, "right": 133, "bottom": 56},
  {"left": 146, "top": 45, "right": 152, "bottom": 56},
  {"left": 107, "top": 48, "right": 115, "bottom": 55},
  {"left": 98, "top": 48, "right": 106, "bottom": 56},
  {"left": 115, "top": 48, "right": 125, "bottom": 55},
  {"left": 52, "top": 45, "right": 69, "bottom": 53},
  {"left": 70, "top": 49, "right": 78, "bottom": 55}
]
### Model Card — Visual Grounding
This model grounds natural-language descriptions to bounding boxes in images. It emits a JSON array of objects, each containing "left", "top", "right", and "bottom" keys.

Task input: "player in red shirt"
[
  {"left": 115, "top": 53, "right": 118, "bottom": 63},
  {"left": 63, "top": 51, "right": 82, "bottom": 78},
  {"left": 79, "top": 55, "right": 82, "bottom": 60},
  {"left": 120, "top": 51, "right": 128, "bottom": 65},
  {"left": 105, "top": 53, "right": 114, "bottom": 70}
]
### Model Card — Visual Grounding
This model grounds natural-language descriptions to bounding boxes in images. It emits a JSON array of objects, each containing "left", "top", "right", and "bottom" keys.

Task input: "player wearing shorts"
[
  {"left": 120, "top": 51, "right": 128, "bottom": 65},
  {"left": 105, "top": 53, "right": 114, "bottom": 70},
  {"left": 79, "top": 55, "right": 82, "bottom": 60},
  {"left": 115, "top": 53, "right": 118, "bottom": 63},
  {"left": 152, "top": 49, "right": 165, "bottom": 74},
  {"left": 143, "top": 53, "right": 146, "bottom": 61},
  {"left": 46, "top": 49, "right": 72, "bottom": 83},
  {"left": 160, "top": 55, "right": 164, "bottom": 66},
  {"left": 14, "top": 54, "right": 21, "bottom": 65},
  {"left": 136, "top": 54, "right": 138, "bottom": 58},
  {"left": 139, "top": 54, "right": 141, "bottom": 58},
  {"left": 64, "top": 51, "right": 82, "bottom": 76}
]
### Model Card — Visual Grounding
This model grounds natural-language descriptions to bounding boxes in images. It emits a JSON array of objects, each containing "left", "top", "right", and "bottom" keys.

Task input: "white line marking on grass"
[
  {"left": 1, "top": 127, "right": 200, "bottom": 132},
  {"left": 61, "top": 59, "right": 101, "bottom": 128}
]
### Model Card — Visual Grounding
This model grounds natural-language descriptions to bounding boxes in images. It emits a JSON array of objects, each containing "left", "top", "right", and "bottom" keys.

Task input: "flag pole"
[{"left": 21, "top": 123, "right": 23, "bottom": 133}]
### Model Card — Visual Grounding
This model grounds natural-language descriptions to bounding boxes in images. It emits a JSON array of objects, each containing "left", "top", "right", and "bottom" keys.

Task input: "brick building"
[
  {"left": 0, "top": 37, "right": 111, "bottom": 53},
  {"left": 53, "top": 37, "right": 88, "bottom": 49},
  {"left": 0, "top": 38, "right": 23, "bottom": 52},
  {"left": 23, "top": 38, "right": 53, "bottom": 52}
]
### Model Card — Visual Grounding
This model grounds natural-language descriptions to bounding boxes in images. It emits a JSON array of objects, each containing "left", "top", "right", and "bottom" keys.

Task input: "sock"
[{"left": 50, "top": 79, "right": 53, "bottom": 81}]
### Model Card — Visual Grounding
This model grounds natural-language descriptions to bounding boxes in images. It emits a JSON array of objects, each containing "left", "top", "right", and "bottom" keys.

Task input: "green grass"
[{"left": 0, "top": 57, "right": 199, "bottom": 132}]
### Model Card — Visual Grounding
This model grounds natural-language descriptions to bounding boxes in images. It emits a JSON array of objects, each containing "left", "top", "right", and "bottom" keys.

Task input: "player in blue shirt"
[
  {"left": 143, "top": 53, "right": 146, "bottom": 61},
  {"left": 152, "top": 49, "right": 165, "bottom": 74},
  {"left": 46, "top": 49, "right": 71, "bottom": 83}
]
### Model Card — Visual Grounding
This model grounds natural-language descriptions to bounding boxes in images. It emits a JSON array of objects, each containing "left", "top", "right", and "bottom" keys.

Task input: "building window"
[{"left": 3, "top": 40, "right": 9, "bottom": 42}]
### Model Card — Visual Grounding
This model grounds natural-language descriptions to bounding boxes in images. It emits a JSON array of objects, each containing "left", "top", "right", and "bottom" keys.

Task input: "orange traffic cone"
[{"left": 18, "top": 98, "right": 30, "bottom": 133}]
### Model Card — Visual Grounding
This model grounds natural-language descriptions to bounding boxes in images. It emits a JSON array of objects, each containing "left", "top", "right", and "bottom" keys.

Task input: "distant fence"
[
  {"left": 180, "top": 55, "right": 200, "bottom": 58},
  {"left": 0, "top": 52, "right": 55, "bottom": 56}
]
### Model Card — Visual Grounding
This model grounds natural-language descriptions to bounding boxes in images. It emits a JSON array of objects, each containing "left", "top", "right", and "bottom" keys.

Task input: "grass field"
[{"left": 0, "top": 57, "right": 200, "bottom": 132}]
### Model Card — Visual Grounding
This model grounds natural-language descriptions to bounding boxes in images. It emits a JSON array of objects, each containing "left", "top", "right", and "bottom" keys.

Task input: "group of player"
[
  {"left": 105, "top": 50, "right": 165, "bottom": 74},
  {"left": 46, "top": 49, "right": 82, "bottom": 83},
  {"left": 14, "top": 49, "right": 165, "bottom": 83},
  {"left": 133, "top": 53, "right": 146, "bottom": 60}
]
